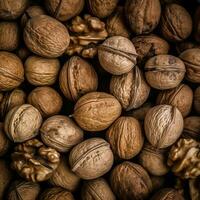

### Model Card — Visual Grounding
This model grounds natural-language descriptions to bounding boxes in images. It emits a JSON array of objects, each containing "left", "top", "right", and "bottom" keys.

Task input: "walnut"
[
  {"left": 65, "top": 14, "right": 108, "bottom": 58},
  {"left": 168, "top": 138, "right": 200, "bottom": 179}
]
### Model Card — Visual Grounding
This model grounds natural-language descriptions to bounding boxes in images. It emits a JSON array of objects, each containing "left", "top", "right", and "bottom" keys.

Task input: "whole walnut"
[
  {"left": 45, "top": 0, "right": 84, "bottom": 21},
  {"left": 0, "top": 0, "right": 28, "bottom": 20},
  {"left": 25, "top": 56, "right": 60, "bottom": 86},
  {"left": 110, "top": 66, "right": 150, "bottom": 111},
  {"left": 0, "top": 22, "right": 19, "bottom": 51},
  {"left": 179, "top": 48, "right": 200, "bottom": 83},
  {"left": 24, "top": 15, "right": 70, "bottom": 58},
  {"left": 194, "top": 6, "right": 200, "bottom": 43},
  {"left": 28, "top": 87, "right": 63, "bottom": 117},
  {"left": 4, "top": 104, "right": 42, "bottom": 143},
  {"left": 156, "top": 84, "right": 193, "bottom": 117},
  {"left": 98, "top": 36, "right": 137, "bottom": 75},
  {"left": 144, "top": 105, "right": 184, "bottom": 148},
  {"left": 106, "top": 116, "right": 144, "bottom": 159},
  {"left": 194, "top": 87, "right": 200, "bottom": 114},
  {"left": 145, "top": 55, "right": 186, "bottom": 90},
  {"left": 0, "top": 123, "right": 10, "bottom": 156},
  {"left": 87, "top": 0, "right": 118, "bottom": 18},
  {"left": 160, "top": 4, "right": 192, "bottom": 42},
  {"left": 125, "top": 0, "right": 161, "bottom": 35},
  {"left": 40, "top": 115, "right": 83, "bottom": 152},
  {"left": 81, "top": 178, "right": 116, "bottom": 200},
  {"left": 0, "top": 51, "right": 24, "bottom": 91},
  {"left": 69, "top": 138, "right": 114, "bottom": 180},
  {"left": 59, "top": 56, "right": 98, "bottom": 101},
  {"left": 110, "top": 161, "right": 152, "bottom": 200},
  {"left": 73, "top": 92, "right": 122, "bottom": 131}
]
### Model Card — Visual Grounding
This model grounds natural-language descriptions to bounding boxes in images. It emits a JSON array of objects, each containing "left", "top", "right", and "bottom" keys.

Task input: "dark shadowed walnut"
[
  {"left": 151, "top": 176, "right": 165, "bottom": 191},
  {"left": 16, "top": 46, "right": 31, "bottom": 61},
  {"left": 194, "top": 6, "right": 200, "bottom": 43},
  {"left": 0, "top": 122, "right": 10, "bottom": 156},
  {"left": 176, "top": 41, "right": 200, "bottom": 55},
  {"left": 194, "top": 86, "right": 200, "bottom": 114},
  {"left": 189, "top": 178, "right": 200, "bottom": 200}
]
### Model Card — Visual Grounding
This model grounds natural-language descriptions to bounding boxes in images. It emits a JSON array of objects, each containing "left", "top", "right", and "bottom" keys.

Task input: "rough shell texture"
[
  {"left": 145, "top": 55, "right": 186, "bottom": 90},
  {"left": 194, "top": 87, "right": 200, "bottom": 114},
  {"left": 98, "top": 36, "right": 137, "bottom": 75},
  {"left": 125, "top": 0, "right": 161, "bottom": 35},
  {"left": 24, "top": 15, "right": 70, "bottom": 58},
  {"left": 110, "top": 66, "right": 150, "bottom": 111},
  {"left": 73, "top": 92, "right": 122, "bottom": 131},
  {"left": 69, "top": 138, "right": 114, "bottom": 180},
  {"left": 0, "top": 123, "right": 10, "bottom": 156},
  {"left": 59, "top": 56, "right": 98, "bottom": 101},
  {"left": 110, "top": 162, "right": 152, "bottom": 200},
  {"left": 144, "top": 105, "right": 184, "bottom": 148},
  {"left": 106, "top": 116, "right": 144, "bottom": 159},
  {"left": 4, "top": 104, "right": 42, "bottom": 143}
]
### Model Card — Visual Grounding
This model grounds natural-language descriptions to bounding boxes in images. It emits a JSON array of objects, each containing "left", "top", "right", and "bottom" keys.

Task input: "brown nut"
[
  {"left": 144, "top": 105, "right": 184, "bottom": 148},
  {"left": 194, "top": 6, "right": 200, "bottom": 43},
  {"left": 69, "top": 138, "right": 114, "bottom": 180},
  {"left": 145, "top": 55, "right": 186, "bottom": 90},
  {"left": 4, "top": 104, "right": 42, "bottom": 143},
  {"left": 125, "top": 0, "right": 161, "bottom": 35},
  {"left": 98, "top": 36, "right": 137, "bottom": 75},
  {"left": 0, "top": 51, "right": 24, "bottom": 91},
  {"left": 0, "top": 122, "right": 10, "bottom": 156},
  {"left": 25, "top": 56, "right": 60, "bottom": 86},
  {"left": 106, "top": 116, "right": 144, "bottom": 159},
  {"left": 194, "top": 86, "right": 200, "bottom": 114},
  {"left": 156, "top": 84, "right": 193, "bottom": 117},
  {"left": 110, "top": 161, "right": 152, "bottom": 200},
  {"left": 81, "top": 178, "right": 116, "bottom": 200},
  {"left": 59, "top": 56, "right": 98, "bottom": 101},
  {"left": 16, "top": 46, "right": 31, "bottom": 61},
  {"left": 28, "top": 87, "right": 63, "bottom": 118},
  {"left": 40, "top": 115, "right": 83, "bottom": 152},
  {"left": 24, "top": 15, "right": 70, "bottom": 58},
  {"left": 176, "top": 41, "right": 200, "bottom": 55},
  {"left": 73, "top": 92, "right": 122, "bottom": 131},
  {"left": 110, "top": 66, "right": 150, "bottom": 111}
]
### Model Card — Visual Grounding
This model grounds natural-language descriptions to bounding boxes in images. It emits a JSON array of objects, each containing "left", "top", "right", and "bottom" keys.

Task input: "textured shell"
[
  {"left": 144, "top": 105, "right": 184, "bottom": 148},
  {"left": 0, "top": 123, "right": 10, "bottom": 156},
  {"left": 98, "top": 36, "right": 137, "bottom": 75},
  {"left": 110, "top": 66, "right": 150, "bottom": 111},
  {"left": 125, "top": 0, "right": 161, "bottom": 35},
  {"left": 179, "top": 48, "right": 200, "bottom": 83},
  {"left": 40, "top": 115, "right": 83, "bottom": 152},
  {"left": 24, "top": 15, "right": 70, "bottom": 58},
  {"left": 194, "top": 86, "right": 200, "bottom": 114},
  {"left": 145, "top": 55, "right": 186, "bottom": 90},
  {"left": 110, "top": 162, "right": 152, "bottom": 200},
  {"left": 73, "top": 92, "right": 122, "bottom": 131},
  {"left": 4, "top": 104, "right": 42, "bottom": 142},
  {"left": 106, "top": 116, "right": 144, "bottom": 159},
  {"left": 59, "top": 56, "right": 98, "bottom": 101},
  {"left": 69, "top": 138, "right": 114, "bottom": 180}
]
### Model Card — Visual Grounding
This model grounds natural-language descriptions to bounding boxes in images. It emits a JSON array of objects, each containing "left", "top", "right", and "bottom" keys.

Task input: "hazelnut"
[
  {"left": 0, "top": 122, "right": 10, "bottom": 156},
  {"left": 194, "top": 86, "right": 200, "bottom": 114}
]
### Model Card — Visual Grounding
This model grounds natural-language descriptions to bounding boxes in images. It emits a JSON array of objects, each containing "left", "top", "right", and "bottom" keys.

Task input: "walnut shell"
[
  {"left": 110, "top": 66, "right": 150, "bottom": 111},
  {"left": 176, "top": 41, "right": 200, "bottom": 55},
  {"left": 40, "top": 115, "right": 83, "bottom": 152},
  {"left": 28, "top": 87, "right": 63, "bottom": 117},
  {"left": 73, "top": 92, "right": 122, "bottom": 131},
  {"left": 69, "top": 138, "right": 114, "bottom": 180},
  {"left": 125, "top": 0, "right": 161, "bottom": 35},
  {"left": 144, "top": 105, "right": 184, "bottom": 148},
  {"left": 4, "top": 104, "right": 42, "bottom": 143},
  {"left": 106, "top": 116, "right": 144, "bottom": 159},
  {"left": 98, "top": 36, "right": 137, "bottom": 75},
  {"left": 25, "top": 55, "right": 60, "bottom": 86},
  {"left": 0, "top": 122, "right": 10, "bottom": 156},
  {"left": 59, "top": 56, "right": 98, "bottom": 101},
  {"left": 24, "top": 15, "right": 70, "bottom": 58},
  {"left": 0, "top": 51, "right": 24, "bottom": 91},
  {"left": 194, "top": 87, "right": 200, "bottom": 114},
  {"left": 110, "top": 161, "right": 152, "bottom": 200},
  {"left": 145, "top": 55, "right": 186, "bottom": 90}
]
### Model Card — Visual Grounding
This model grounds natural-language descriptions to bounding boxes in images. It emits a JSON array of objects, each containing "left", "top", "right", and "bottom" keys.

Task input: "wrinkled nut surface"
[
  {"left": 168, "top": 138, "right": 200, "bottom": 179},
  {"left": 4, "top": 104, "right": 42, "bottom": 143},
  {"left": 106, "top": 116, "right": 144, "bottom": 159},
  {"left": 194, "top": 86, "right": 200, "bottom": 114},
  {"left": 145, "top": 55, "right": 186, "bottom": 90},
  {"left": 12, "top": 139, "right": 60, "bottom": 182},
  {"left": 24, "top": 15, "right": 70, "bottom": 58},
  {"left": 0, "top": 122, "right": 10, "bottom": 156},
  {"left": 69, "top": 138, "right": 114, "bottom": 180},
  {"left": 73, "top": 92, "right": 122, "bottom": 131},
  {"left": 98, "top": 36, "right": 137, "bottom": 75},
  {"left": 110, "top": 66, "right": 150, "bottom": 111},
  {"left": 59, "top": 56, "right": 98, "bottom": 101},
  {"left": 40, "top": 115, "right": 83, "bottom": 152},
  {"left": 110, "top": 161, "right": 152, "bottom": 200},
  {"left": 144, "top": 105, "right": 184, "bottom": 148}
]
